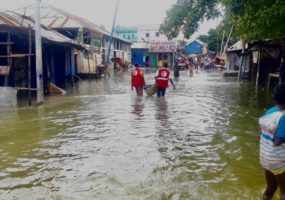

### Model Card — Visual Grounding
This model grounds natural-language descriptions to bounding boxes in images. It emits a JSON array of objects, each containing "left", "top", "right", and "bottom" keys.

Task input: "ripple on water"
[{"left": 0, "top": 70, "right": 268, "bottom": 199}]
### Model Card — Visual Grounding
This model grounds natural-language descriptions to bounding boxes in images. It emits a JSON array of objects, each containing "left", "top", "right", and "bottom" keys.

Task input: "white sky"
[{"left": 0, "top": 0, "right": 222, "bottom": 39}]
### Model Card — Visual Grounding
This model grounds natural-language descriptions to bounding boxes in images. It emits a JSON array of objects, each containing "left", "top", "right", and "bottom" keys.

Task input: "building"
[
  {"left": 137, "top": 24, "right": 168, "bottom": 42},
  {"left": 15, "top": 4, "right": 132, "bottom": 73},
  {"left": 185, "top": 39, "right": 208, "bottom": 55},
  {"left": 114, "top": 26, "right": 138, "bottom": 43},
  {"left": 225, "top": 40, "right": 250, "bottom": 79},
  {"left": 131, "top": 24, "right": 176, "bottom": 67},
  {"left": 0, "top": 10, "right": 84, "bottom": 95}
]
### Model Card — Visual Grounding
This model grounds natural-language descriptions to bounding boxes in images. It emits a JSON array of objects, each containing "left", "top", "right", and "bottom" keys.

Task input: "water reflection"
[
  {"left": 155, "top": 98, "right": 169, "bottom": 122},
  {"left": 131, "top": 96, "right": 144, "bottom": 119}
]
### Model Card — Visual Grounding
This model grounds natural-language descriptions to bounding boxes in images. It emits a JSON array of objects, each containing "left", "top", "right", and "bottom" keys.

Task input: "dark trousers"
[{"left": 157, "top": 87, "right": 166, "bottom": 97}]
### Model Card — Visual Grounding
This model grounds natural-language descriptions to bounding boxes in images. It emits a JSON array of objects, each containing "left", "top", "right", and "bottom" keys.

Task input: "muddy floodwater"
[{"left": 0, "top": 69, "right": 278, "bottom": 200}]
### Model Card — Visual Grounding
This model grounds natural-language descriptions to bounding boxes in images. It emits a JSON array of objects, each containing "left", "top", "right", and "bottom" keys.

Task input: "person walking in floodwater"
[
  {"left": 259, "top": 84, "right": 285, "bottom": 200},
  {"left": 131, "top": 63, "right": 145, "bottom": 96},
  {"left": 155, "top": 62, "right": 172, "bottom": 97},
  {"left": 173, "top": 59, "right": 180, "bottom": 78}
]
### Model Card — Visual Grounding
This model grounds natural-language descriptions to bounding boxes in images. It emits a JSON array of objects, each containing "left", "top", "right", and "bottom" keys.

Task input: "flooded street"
[{"left": 0, "top": 69, "right": 276, "bottom": 200}]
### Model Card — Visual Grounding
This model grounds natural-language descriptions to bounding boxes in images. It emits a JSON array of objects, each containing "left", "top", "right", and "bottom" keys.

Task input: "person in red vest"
[
  {"left": 131, "top": 63, "right": 145, "bottom": 96},
  {"left": 155, "top": 62, "right": 173, "bottom": 97}
]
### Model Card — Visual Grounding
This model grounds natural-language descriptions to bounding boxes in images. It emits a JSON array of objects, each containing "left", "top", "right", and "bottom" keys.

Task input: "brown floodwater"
[{"left": 0, "top": 69, "right": 279, "bottom": 199}]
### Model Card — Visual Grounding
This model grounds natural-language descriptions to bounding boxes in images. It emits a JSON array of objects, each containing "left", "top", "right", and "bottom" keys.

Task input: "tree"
[
  {"left": 160, "top": 0, "right": 220, "bottom": 39},
  {"left": 197, "top": 27, "right": 238, "bottom": 53},
  {"left": 197, "top": 29, "right": 221, "bottom": 52},
  {"left": 161, "top": 0, "right": 285, "bottom": 41}
]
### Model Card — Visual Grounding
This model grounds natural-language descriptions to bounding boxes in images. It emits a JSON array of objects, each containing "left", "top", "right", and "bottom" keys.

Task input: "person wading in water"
[
  {"left": 259, "top": 83, "right": 285, "bottom": 200},
  {"left": 155, "top": 62, "right": 174, "bottom": 97},
  {"left": 131, "top": 63, "right": 145, "bottom": 96}
]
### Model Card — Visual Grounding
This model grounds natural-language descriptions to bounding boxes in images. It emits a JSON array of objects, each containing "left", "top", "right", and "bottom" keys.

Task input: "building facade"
[
  {"left": 185, "top": 39, "right": 208, "bottom": 55},
  {"left": 131, "top": 24, "right": 176, "bottom": 67},
  {"left": 114, "top": 26, "right": 138, "bottom": 43}
]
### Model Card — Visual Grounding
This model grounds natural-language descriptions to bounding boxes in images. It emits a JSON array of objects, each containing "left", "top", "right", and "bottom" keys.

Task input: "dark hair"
[
  {"left": 163, "top": 62, "right": 168, "bottom": 68},
  {"left": 273, "top": 83, "right": 285, "bottom": 105},
  {"left": 134, "top": 63, "right": 139, "bottom": 67}
]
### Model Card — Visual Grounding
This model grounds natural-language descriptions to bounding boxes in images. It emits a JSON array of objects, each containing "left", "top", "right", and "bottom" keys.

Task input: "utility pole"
[
  {"left": 222, "top": 25, "right": 234, "bottom": 56},
  {"left": 106, "top": 0, "right": 119, "bottom": 67},
  {"left": 219, "top": 31, "right": 224, "bottom": 56},
  {"left": 35, "top": 0, "right": 44, "bottom": 104}
]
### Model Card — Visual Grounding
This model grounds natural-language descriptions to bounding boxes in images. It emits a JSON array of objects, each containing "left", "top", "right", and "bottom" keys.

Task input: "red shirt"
[{"left": 131, "top": 67, "right": 144, "bottom": 87}]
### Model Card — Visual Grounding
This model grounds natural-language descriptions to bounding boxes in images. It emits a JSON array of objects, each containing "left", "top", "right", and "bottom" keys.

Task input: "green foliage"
[
  {"left": 161, "top": 0, "right": 285, "bottom": 41},
  {"left": 160, "top": 0, "right": 220, "bottom": 39},
  {"left": 231, "top": 0, "right": 285, "bottom": 40},
  {"left": 197, "top": 29, "right": 221, "bottom": 52}
]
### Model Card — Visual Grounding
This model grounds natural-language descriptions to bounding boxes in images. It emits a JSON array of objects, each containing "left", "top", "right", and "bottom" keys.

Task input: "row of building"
[
  {"left": 115, "top": 24, "right": 177, "bottom": 67},
  {"left": 225, "top": 38, "right": 285, "bottom": 88},
  {"left": 0, "top": 4, "right": 132, "bottom": 95},
  {"left": 0, "top": 3, "right": 211, "bottom": 105},
  {"left": 114, "top": 25, "right": 208, "bottom": 68}
]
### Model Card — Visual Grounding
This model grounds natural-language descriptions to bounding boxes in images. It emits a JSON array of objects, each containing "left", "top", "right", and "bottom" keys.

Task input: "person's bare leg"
[
  {"left": 276, "top": 171, "right": 285, "bottom": 200},
  {"left": 263, "top": 170, "right": 278, "bottom": 200}
]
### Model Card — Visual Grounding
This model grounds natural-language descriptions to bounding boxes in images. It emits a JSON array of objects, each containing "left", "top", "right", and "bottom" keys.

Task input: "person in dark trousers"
[
  {"left": 259, "top": 83, "right": 285, "bottom": 200},
  {"left": 155, "top": 62, "right": 172, "bottom": 97},
  {"left": 173, "top": 59, "right": 180, "bottom": 78}
]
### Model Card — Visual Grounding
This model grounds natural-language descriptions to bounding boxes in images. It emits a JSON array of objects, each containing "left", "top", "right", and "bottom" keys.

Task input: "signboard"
[{"left": 147, "top": 40, "right": 176, "bottom": 53}]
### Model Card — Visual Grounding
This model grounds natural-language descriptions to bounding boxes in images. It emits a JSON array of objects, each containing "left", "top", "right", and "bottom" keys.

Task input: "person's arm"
[
  {"left": 155, "top": 70, "right": 159, "bottom": 80},
  {"left": 274, "top": 114, "right": 285, "bottom": 146},
  {"left": 274, "top": 137, "right": 283, "bottom": 146}
]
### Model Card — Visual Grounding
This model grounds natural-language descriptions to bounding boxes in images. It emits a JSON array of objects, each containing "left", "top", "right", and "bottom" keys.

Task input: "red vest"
[
  {"left": 131, "top": 67, "right": 144, "bottom": 87},
  {"left": 156, "top": 68, "right": 170, "bottom": 88}
]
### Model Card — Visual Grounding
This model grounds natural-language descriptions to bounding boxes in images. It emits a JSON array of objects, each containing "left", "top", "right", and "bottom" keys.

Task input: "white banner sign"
[{"left": 147, "top": 41, "right": 176, "bottom": 53}]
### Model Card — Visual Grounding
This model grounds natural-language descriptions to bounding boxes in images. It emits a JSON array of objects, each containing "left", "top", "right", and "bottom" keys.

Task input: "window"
[
  {"left": 132, "top": 33, "right": 134, "bottom": 38},
  {"left": 145, "top": 33, "right": 149, "bottom": 38},
  {"left": 156, "top": 32, "right": 160, "bottom": 37},
  {"left": 123, "top": 34, "right": 125, "bottom": 38}
]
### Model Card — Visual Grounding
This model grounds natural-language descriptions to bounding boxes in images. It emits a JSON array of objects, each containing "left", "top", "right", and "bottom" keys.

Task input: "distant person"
[
  {"left": 145, "top": 59, "right": 151, "bottom": 67},
  {"left": 131, "top": 63, "right": 145, "bottom": 96},
  {"left": 155, "top": 62, "right": 173, "bottom": 97},
  {"left": 259, "top": 83, "right": 285, "bottom": 200},
  {"left": 173, "top": 59, "right": 180, "bottom": 78},
  {"left": 188, "top": 63, "right": 193, "bottom": 77}
]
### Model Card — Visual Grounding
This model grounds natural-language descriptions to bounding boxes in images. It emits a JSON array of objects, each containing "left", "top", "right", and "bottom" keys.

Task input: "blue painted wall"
[
  {"left": 185, "top": 41, "right": 203, "bottom": 55},
  {"left": 131, "top": 49, "right": 145, "bottom": 65}
]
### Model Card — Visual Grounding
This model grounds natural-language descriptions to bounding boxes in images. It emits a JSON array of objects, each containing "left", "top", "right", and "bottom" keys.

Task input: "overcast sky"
[{"left": 0, "top": 0, "right": 222, "bottom": 40}]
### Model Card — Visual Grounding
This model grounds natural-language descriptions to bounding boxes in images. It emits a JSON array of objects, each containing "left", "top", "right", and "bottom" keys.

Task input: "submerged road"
[{"left": 0, "top": 69, "right": 276, "bottom": 199}]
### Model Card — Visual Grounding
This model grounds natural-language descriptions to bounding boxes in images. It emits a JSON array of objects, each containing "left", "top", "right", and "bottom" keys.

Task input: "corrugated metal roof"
[
  {"left": 0, "top": 9, "right": 82, "bottom": 45},
  {"left": 14, "top": 4, "right": 131, "bottom": 44},
  {"left": 186, "top": 39, "right": 207, "bottom": 46}
]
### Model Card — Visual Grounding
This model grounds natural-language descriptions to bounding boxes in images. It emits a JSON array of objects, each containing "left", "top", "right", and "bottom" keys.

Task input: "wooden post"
[
  {"left": 279, "top": 47, "right": 284, "bottom": 84},
  {"left": 219, "top": 31, "right": 224, "bottom": 56},
  {"left": 256, "top": 47, "right": 261, "bottom": 87},
  {"left": 28, "top": 26, "right": 32, "bottom": 106},
  {"left": 5, "top": 32, "right": 11, "bottom": 86},
  {"left": 87, "top": 52, "right": 91, "bottom": 80},
  {"left": 237, "top": 39, "right": 245, "bottom": 81}
]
